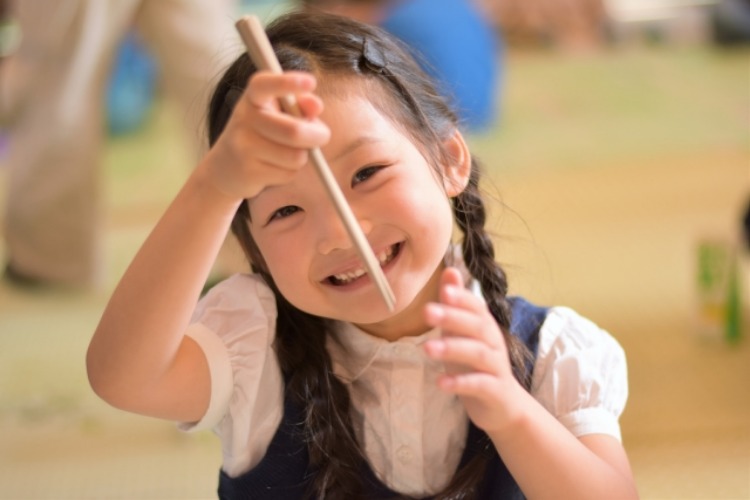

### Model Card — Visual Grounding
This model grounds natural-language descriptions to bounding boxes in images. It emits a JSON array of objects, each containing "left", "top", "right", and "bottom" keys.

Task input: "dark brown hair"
[{"left": 207, "top": 10, "right": 530, "bottom": 499}]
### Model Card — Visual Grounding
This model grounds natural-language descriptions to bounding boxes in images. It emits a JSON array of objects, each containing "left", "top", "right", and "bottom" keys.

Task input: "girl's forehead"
[
  {"left": 321, "top": 93, "right": 398, "bottom": 147},
  {"left": 317, "top": 75, "right": 414, "bottom": 138},
  {"left": 315, "top": 72, "right": 397, "bottom": 106},
  {"left": 316, "top": 74, "right": 372, "bottom": 100},
  {"left": 317, "top": 80, "right": 391, "bottom": 125}
]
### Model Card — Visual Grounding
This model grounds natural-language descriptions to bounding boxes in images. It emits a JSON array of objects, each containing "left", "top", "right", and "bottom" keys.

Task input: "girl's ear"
[{"left": 442, "top": 129, "right": 472, "bottom": 197}]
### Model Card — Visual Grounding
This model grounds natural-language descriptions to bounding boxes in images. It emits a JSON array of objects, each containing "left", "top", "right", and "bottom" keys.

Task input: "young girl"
[{"left": 87, "top": 11, "right": 638, "bottom": 500}]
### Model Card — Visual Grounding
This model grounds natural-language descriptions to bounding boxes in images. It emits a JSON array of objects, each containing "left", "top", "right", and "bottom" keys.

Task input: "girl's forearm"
[
  {"left": 487, "top": 389, "right": 639, "bottom": 500},
  {"left": 86, "top": 161, "right": 241, "bottom": 413}
]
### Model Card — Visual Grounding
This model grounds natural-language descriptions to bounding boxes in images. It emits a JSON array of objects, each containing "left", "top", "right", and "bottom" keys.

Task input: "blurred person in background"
[
  {"left": 301, "top": 0, "right": 502, "bottom": 132},
  {"left": 0, "top": 0, "right": 237, "bottom": 290},
  {"left": 494, "top": 0, "right": 606, "bottom": 49}
]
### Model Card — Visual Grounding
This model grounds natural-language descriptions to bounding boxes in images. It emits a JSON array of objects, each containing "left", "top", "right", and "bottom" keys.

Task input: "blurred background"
[{"left": 0, "top": 0, "right": 748, "bottom": 498}]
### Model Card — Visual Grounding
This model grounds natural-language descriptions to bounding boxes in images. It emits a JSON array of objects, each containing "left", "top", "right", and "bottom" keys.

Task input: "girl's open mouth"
[{"left": 326, "top": 242, "right": 402, "bottom": 286}]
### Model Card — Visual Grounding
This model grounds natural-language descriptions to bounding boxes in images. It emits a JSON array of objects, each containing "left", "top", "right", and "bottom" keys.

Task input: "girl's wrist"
[
  {"left": 483, "top": 380, "right": 537, "bottom": 438},
  {"left": 186, "top": 159, "right": 245, "bottom": 221}
]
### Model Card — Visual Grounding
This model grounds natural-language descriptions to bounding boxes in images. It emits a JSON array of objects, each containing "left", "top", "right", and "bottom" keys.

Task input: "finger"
[
  {"left": 425, "top": 302, "right": 481, "bottom": 337},
  {"left": 424, "top": 302, "right": 503, "bottom": 350},
  {"left": 251, "top": 108, "right": 330, "bottom": 151},
  {"left": 437, "top": 372, "right": 500, "bottom": 400},
  {"left": 296, "top": 92, "right": 325, "bottom": 120},
  {"left": 251, "top": 158, "right": 302, "bottom": 187},
  {"left": 439, "top": 266, "right": 464, "bottom": 291},
  {"left": 248, "top": 134, "right": 311, "bottom": 171},
  {"left": 438, "top": 278, "right": 488, "bottom": 316},
  {"left": 238, "top": 72, "right": 329, "bottom": 149},
  {"left": 424, "top": 337, "right": 503, "bottom": 374},
  {"left": 244, "top": 71, "right": 317, "bottom": 109}
]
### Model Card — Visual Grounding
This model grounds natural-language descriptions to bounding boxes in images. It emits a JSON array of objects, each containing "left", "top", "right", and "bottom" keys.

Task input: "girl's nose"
[{"left": 316, "top": 211, "right": 373, "bottom": 255}]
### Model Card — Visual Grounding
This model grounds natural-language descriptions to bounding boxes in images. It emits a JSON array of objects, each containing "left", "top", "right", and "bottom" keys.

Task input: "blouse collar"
[{"left": 327, "top": 322, "right": 443, "bottom": 383}]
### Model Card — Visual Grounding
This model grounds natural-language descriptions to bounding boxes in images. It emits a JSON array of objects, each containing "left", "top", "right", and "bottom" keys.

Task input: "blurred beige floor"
[{"left": 0, "top": 45, "right": 749, "bottom": 499}]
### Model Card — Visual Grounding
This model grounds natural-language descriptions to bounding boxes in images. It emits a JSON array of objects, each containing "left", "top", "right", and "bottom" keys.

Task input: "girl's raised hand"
[
  {"left": 423, "top": 267, "right": 527, "bottom": 435},
  {"left": 200, "top": 70, "right": 331, "bottom": 201}
]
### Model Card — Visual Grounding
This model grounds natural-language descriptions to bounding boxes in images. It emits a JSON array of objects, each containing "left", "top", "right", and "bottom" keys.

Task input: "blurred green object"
[
  {"left": 0, "top": 17, "right": 20, "bottom": 57},
  {"left": 696, "top": 239, "right": 743, "bottom": 343},
  {"left": 725, "top": 253, "right": 742, "bottom": 343}
]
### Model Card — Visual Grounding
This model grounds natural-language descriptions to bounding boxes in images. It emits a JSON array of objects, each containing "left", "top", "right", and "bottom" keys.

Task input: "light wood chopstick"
[{"left": 235, "top": 15, "right": 396, "bottom": 312}]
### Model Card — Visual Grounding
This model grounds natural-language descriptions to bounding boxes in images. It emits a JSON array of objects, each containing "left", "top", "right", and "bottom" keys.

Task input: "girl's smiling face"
[{"left": 248, "top": 84, "right": 469, "bottom": 340}]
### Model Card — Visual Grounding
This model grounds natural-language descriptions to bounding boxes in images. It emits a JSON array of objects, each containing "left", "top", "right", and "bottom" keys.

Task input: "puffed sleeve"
[
  {"left": 178, "top": 274, "right": 284, "bottom": 477},
  {"left": 530, "top": 307, "right": 628, "bottom": 442}
]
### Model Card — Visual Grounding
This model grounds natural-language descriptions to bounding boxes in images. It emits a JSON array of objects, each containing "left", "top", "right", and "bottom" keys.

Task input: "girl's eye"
[
  {"left": 267, "top": 205, "right": 301, "bottom": 224},
  {"left": 352, "top": 165, "right": 384, "bottom": 187}
]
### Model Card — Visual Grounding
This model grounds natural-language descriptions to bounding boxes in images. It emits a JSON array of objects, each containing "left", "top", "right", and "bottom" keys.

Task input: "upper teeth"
[{"left": 332, "top": 246, "right": 394, "bottom": 284}]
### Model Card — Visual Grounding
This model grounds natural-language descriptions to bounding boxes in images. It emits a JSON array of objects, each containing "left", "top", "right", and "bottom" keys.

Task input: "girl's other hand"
[
  {"left": 423, "top": 267, "right": 527, "bottom": 434},
  {"left": 199, "top": 70, "right": 331, "bottom": 201}
]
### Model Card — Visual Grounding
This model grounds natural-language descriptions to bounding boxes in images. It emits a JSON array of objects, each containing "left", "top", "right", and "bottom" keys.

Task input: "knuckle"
[
  {"left": 463, "top": 376, "right": 481, "bottom": 392},
  {"left": 478, "top": 347, "right": 493, "bottom": 369},
  {"left": 281, "top": 120, "right": 309, "bottom": 145},
  {"left": 281, "top": 119, "right": 300, "bottom": 139},
  {"left": 316, "top": 123, "right": 331, "bottom": 143},
  {"left": 474, "top": 376, "right": 492, "bottom": 394}
]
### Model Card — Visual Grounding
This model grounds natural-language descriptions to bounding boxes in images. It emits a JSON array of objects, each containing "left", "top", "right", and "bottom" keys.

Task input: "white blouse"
[{"left": 180, "top": 273, "right": 628, "bottom": 497}]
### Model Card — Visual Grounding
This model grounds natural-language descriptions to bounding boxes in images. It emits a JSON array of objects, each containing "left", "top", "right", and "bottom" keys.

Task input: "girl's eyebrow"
[{"left": 330, "top": 136, "right": 383, "bottom": 163}]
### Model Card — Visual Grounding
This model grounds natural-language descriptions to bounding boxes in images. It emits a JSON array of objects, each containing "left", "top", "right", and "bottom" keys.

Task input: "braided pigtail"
[
  {"left": 230, "top": 205, "right": 368, "bottom": 498},
  {"left": 431, "top": 158, "right": 535, "bottom": 499},
  {"left": 230, "top": 205, "right": 366, "bottom": 498},
  {"left": 453, "top": 158, "right": 533, "bottom": 387},
  {"left": 273, "top": 297, "right": 367, "bottom": 499},
  {"left": 429, "top": 159, "right": 529, "bottom": 499}
]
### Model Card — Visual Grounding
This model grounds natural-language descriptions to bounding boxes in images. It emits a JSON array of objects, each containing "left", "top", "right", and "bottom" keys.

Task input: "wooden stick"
[{"left": 235, "top": 15, "right": 396, "bottom": 312}]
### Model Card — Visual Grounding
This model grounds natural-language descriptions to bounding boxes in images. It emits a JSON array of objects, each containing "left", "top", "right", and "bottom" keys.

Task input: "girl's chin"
[
  {"left": 336, "top": 288, "right": 433, "bottom": 337},
  {"left": 328, "top": 304, "right": 398, "bottom": 326}
]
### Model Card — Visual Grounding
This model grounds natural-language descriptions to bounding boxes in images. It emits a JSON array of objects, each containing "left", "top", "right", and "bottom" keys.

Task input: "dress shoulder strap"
[{"left": 508, "top": 295, "right": 549, "bottom": 357}]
